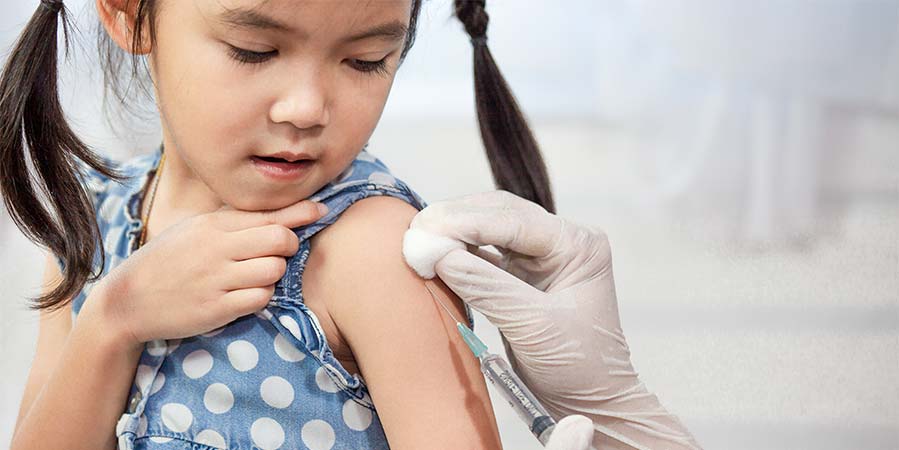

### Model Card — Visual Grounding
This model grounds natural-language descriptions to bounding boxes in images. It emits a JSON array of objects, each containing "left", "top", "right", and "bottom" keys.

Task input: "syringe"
[{"left": 425, "top": 282, "right": 557, "bottom": 446}]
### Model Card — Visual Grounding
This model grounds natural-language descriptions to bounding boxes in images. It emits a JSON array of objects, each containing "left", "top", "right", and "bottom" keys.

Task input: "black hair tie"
[
  {"left": 470, "top": 35, "right": 488, "bottom": 47},
  {"left": 40, "top": 0, "right": 63, "bottom": 13}
]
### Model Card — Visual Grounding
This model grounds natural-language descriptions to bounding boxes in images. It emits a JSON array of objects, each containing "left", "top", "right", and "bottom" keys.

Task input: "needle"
[{"left": 424, "top": 280, "right": 463, "bottom": 325}]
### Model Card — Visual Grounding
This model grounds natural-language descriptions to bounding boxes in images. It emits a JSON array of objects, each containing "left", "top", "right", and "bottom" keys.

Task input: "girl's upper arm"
[
  {"left": 14, "top": 252, "right": 73, "bottom": 432},
  {"left": 308, "top": 195, "right": 503, "bottom": 450}
]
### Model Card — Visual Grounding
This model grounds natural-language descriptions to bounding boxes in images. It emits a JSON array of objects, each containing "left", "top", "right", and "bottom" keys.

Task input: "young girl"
[{"left": 2, "top": 0, "right": 555, "bottom": 448}]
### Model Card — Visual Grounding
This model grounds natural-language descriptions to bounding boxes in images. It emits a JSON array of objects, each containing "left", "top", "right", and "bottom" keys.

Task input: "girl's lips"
[{"left": 250, "top": 156, "right": 315, "bottom": 181}]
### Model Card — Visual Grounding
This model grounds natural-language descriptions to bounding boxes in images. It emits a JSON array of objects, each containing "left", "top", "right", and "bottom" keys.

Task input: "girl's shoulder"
[
  {"left": 266, "top": 147, "right": 475, "bottom": 392},
  {"left": 291, "top": 162, "right": 493, "bottom": 444}
]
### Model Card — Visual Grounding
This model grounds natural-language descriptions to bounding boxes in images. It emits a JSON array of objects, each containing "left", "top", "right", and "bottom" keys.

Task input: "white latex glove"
[
  {"left": 404, "top": 190, "right": 701, "bottom": 450},
  {"left": 544, "top": 415, "right": 595, "bottom": 450}
]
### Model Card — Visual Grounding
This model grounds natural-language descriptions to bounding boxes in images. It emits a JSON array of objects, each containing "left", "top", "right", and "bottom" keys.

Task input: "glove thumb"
[{"left": 544, "top": 415, "right": 595, "bottom": 450}]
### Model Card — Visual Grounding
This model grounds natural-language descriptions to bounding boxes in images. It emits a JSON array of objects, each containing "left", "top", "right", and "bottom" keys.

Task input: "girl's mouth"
[{"left": 251, "top": 156, "right": 315, "bottom": 181}]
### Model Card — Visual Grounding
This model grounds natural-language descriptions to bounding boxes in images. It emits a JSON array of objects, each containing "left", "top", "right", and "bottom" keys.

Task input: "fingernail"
[{"left": 316, "top": 202, "right": 329, "bottom": 216}]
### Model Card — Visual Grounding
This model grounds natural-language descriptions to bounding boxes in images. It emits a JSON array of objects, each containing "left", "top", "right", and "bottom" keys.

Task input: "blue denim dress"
[{"left": 60, "top": 144, "right": 474, "bottom": 449}]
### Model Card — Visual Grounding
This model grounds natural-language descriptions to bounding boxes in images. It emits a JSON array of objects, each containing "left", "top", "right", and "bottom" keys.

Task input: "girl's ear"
[{"left": 96, "top": 0, "right": 151, "bottom": 54}]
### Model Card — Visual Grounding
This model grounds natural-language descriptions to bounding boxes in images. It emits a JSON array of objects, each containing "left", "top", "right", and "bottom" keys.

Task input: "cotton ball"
[{"left": 402, "top": 228, "right": 466, "bottom": 279}]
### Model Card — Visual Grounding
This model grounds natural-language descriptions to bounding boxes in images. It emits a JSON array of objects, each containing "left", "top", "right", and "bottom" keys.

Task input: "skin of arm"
[
  {"left": 303, "top": 195, "right": 503, "bottom": 450},
  {"left": 10, "top": 252, "right": 145, "bottom": 450}
]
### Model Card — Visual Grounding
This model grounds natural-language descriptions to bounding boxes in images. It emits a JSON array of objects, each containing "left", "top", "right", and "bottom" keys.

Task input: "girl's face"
[{"left": 146, "top": 0, "right": 412, "bottom": 211}]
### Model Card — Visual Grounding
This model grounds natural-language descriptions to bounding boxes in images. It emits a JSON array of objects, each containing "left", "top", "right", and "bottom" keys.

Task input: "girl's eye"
[
  {"left": 227, "top": 45, "right": 277, "bottom": 65},
  {"left": 348, "top": 58, "right": 390, "bottom": 77},
  {"left": 226, "top": 44, "right": 390, "bottom": 77}
]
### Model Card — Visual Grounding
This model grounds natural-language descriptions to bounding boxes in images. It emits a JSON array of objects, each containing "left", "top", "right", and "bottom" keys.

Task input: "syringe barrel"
[{"left": 479, "top": 353, "right": 556, "bottom": 445}]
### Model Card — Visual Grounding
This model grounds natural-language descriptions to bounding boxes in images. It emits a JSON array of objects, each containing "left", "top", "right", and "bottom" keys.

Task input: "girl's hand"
[{"left": 86, "top": 199, "right": 328, "bottom": 347}]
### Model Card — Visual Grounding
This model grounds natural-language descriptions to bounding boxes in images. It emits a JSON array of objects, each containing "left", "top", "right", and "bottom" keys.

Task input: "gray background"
[{"left": 2, "top": 0, "right": 898, "bottom": 448}]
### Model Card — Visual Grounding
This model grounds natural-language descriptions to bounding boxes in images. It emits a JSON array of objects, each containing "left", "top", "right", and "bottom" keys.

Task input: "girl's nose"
[{"left": 269, "top": 74, "right": 330, "bottom": 130}]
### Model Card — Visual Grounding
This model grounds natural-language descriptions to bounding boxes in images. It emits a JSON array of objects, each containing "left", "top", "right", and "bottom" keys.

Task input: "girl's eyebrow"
[{"left": 218, "top": 7, "right": 408, "bottom": 43}]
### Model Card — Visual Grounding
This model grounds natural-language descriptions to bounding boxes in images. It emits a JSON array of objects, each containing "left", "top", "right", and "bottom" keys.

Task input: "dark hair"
[
  {"left": 454, "top": 0, "right": 556, "bottom": 214},
  {"left": 0, "top": 1, "right": 128, "bottom": 313},
  {"left": 0, "top": 0, "right": 552, "bottom": 312}
]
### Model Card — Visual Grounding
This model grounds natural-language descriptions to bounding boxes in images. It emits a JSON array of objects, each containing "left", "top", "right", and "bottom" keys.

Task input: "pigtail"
[
  {"left": 453, "top": 0, "right": 556, "bottom": 214},
  {"left": 0, "top": 0, "right": 126, "bottom": 312}
]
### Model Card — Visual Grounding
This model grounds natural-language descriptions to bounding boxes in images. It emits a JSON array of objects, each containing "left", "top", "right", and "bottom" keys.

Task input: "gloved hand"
[
  {"left": 544, "top": 415, "right": 595, "bottom": 450},
  {"left": 404, "top": 190, "right": 701, "bottom": 450}
]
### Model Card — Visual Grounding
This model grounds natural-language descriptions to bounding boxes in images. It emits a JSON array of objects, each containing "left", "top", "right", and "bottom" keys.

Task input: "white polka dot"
[
  {"left": 195, "top": 429, "right": 227, "bottom": 448},
  {"left": 86, "top": 173, "right": 107, "bottom": 194},
  {"left": 138, "top": 415, "right": 148, "bottom": 436},
  {"left": 149, "top": 436, "right": 173, "bottom": 443},
  {"left": 135, "top": 364, "right": 154, "bottom": 391},
  {"left": 202, "top": 326, "right": 225, "bottom": 337},
  {"left": 204, "top": 383, "right": 234, "bottom": 414},
  {"left": 357, "top": 151, "right": 377, "bottom": 163},
  {"left": 278, "top": 315, "right": 302, "bottom": 340},
  {"left": 260, "top": 376, "right": 294, "bottom": 409},
  {"left": 251, "top": 417, "right": 285, "bottom": 450},
  {"left": 146, "top": 340, "right": 167, "bottom": 356},
  {"left": 315, "top": 366, "right": 341, "bottom": 393},
  {"left": 103, "top": 225, "right": 125, "bottom": 250},
  {"left": 227, "top": 340, "right": 259, "bottom": 372},
  {"left": 301, "top": 419, "right": 336, "bottom": 450},
  {"left": 99, "top": 195, "right": 125, "bottom": 222},
  {"left": 166, "top": 339, "right": 182, "bottom": 355},
  {"left": 273, "top": 334, "right": 305, "bottom": 362},
  {"left": 342, "top": 399, "right": 373, "bottom": 431},
  {"left": 160, "top": 403, "right": 193, "bottom": 432},
  {"left": 150, "top": 372, "right": 165, "bottom": 395},
  {"left": 367, "top": 172, "right": 396, "bottom": 186},
  {"left": 182, "top": 349, "right": 213, "bottom": 379},
  {"left": 115, "top": 415, "right": 128, "bottom": 435}
]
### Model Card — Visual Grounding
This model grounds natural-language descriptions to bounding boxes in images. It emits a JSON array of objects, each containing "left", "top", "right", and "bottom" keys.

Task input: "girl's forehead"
[{"left": 196, "top": 0, "right": 413, "bottom": 39}]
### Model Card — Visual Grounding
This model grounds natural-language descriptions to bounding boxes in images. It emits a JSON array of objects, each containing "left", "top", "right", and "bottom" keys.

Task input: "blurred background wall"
[{"left": 2, "top": 0, "right": 897, "bottom": 448}]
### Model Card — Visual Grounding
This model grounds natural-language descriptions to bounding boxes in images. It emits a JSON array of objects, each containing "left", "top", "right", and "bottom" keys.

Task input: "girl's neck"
[
  {"left": 141, "top": 145, "right": 224, "bottom": 243},
  {"left": 157, "top": 151, "right": 223, "bottom": 213}
]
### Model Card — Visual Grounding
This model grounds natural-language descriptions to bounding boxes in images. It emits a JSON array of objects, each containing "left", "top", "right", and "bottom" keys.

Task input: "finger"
[
  {"left": 221, "top": 256, "right": 287, "bottom": 291},
  {"left": 469, "top": 244, "right": 505, "bottom": 269},
  {"left": 434, "top": 248, "right": 537, "bottom": 321},
  {"left": 544, "top": 415, "right": 595, "bottom": 450},
  {"left": 214, "top": 199, "right": 328, "bottom": 232},
  {"left": 220, "top": 285, "right": 276, "bottom": 318},
  {"left": 226, "top": 224, "right": 299, "bottom": 261},
  {"left": 410, "top": 190, "right": 563, "bottom": 258}
]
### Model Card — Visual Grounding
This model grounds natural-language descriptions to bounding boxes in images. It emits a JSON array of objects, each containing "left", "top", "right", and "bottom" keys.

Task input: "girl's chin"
[{"left": 223, "top": 185, "right": 322, "bottom": 213}]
